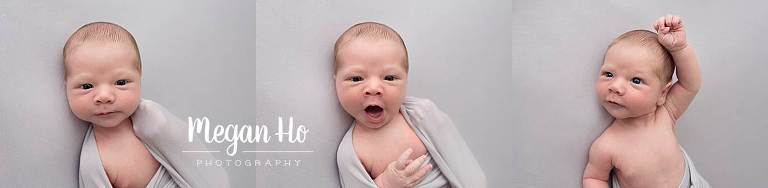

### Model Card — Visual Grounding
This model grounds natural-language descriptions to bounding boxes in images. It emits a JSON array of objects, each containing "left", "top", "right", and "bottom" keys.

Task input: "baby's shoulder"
[
  {"left": 402, "top": 96, "right": 451, "bottom": 120},
  {"left": 590, "top": 125, "right": 627, "bottom": 155},
  {"left": 130, "top": 99, "right": 186, "bottom": 140},
  {"left": 402, "top": 96, "right": 438, "bottom": 111},
  {"left": 591, "top": 129, "right": 616, "bottom": 149},
  {"left": 132, "top": 99, "right": 170, "bottom": 126}
]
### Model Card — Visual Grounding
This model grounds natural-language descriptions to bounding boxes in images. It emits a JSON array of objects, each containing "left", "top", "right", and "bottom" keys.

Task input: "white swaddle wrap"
[
  {"left": 337, "top": 97, "right": 486, "bottom": 188},
  {"left": 611, "top": 147, "right": 710, "bottom": 188},
  {"left": 79, "top": 99, "right": 228, "bottom": 188}
]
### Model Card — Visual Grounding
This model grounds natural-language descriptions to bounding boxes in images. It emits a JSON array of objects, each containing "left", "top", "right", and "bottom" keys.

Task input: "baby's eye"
[
  {"left": 115, "top": 79, "right": 128, "bottom": 86},
  {"left": 81, "top": 83, "right": 94, "bottom": 90},
  {"left": 631, "top": 77, "right": 643, "bottom": 84},
  {"left": 384, "top": 75, "right": 397, "bottom": 81},
  {"left": 604, "top": 72, "right": 613, "bottom": 78},
  {"left": 349, "top": 76, "right": 363, "bottom": 82}
]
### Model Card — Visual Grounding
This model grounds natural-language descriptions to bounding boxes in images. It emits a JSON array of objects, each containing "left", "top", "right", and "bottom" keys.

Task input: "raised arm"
[{"left": 655, "top": 15, "right": 701, "bottom": 120}]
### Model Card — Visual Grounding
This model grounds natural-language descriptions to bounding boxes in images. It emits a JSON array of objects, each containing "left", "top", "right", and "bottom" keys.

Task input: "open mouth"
[{"left": 364, "top": 105, "right": 384, "bottom": 121}]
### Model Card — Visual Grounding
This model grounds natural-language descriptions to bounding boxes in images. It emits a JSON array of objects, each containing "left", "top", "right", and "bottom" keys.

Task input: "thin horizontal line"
[
  {"left": 242, "top": 150, "right": 314, "bottom": 153},
  {"left": 182, "top": 151, "right": 221, "bottom": 153}
]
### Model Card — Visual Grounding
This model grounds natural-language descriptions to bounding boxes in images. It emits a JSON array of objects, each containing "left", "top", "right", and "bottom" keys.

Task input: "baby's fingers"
[
  {"left": 409, "top": 162, "right": 433, "bottom": 185},
  {"left": 665, "top": 15, "right": 675, "bottom": 27},
  {"left": 403, "top": 155, "right": 430, "bottom": 176},
  {"left": 401, "top": 159, "right": 414, "bottom": 168},
  {"left": 398, "top": 148, "right": 413, "bottom": 162},
  {"left": 671, "top": 15, "right": 683, "bottom": 30},
  {"left": 654, "top": 16, "right": 666, "bottom": 31},
  {"left": 395, "top": 148, "right": 414, "bottom": 169}
]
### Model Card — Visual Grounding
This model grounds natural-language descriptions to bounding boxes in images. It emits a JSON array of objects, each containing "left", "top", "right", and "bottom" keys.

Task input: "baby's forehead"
[
  {"left": 605, "top": 48, "right": 663, "bottom": 68},
  {"left": 64, "top": 41, "right": 141, "bottom": 75},
  {"left": 65, "top": 41, "right": 139, "bottom": 64},
  {"left": 343, "top": 36, "right": 403, "bottom": 49},
  {"left": 69, "top": 39, "right": 134, "bottom": 52},
  {"left": 602, "top": 60, "right": 658, "bottom": 74}
]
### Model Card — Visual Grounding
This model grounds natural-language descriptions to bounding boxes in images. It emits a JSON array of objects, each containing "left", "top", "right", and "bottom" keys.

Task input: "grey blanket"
[
  {"left": 337, "top": 97, "right": 486, "bottom": 188},
  {"left": 79, "top": 99, "right": 228, "bottom": 188}
]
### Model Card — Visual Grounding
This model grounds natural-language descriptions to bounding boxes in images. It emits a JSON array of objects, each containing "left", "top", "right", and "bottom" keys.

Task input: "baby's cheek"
[
  {"left": 638, "top": 95, "right": 657, "bottom": 112},
  {"left": 340, "top": 95, "right": 361, "bottom": 116},
  {"left": 71, "top": 104, "right": 92, "bottom": 121}
]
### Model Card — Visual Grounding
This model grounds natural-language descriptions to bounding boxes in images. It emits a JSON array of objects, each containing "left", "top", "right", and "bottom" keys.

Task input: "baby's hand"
[
  {"left": 655, "top": 15, "right": 688, "bottom": 52},
  {"left": 374, "top": 148, "right": 433, "bottom": 188}
]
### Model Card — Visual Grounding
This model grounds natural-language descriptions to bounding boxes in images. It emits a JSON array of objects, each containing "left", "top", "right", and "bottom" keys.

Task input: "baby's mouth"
[
  {"left": 364, "top": 105, "right": 384, "bottom": 121},
  {"left": 95, "top": 111, "right": 116, "bottom": 117},
  {"left": 606, "top": 100, "right": 623, "bottom": 107}
]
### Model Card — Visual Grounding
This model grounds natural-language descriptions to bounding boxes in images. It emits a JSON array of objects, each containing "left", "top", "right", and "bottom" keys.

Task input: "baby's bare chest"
[
  {"left": 97, "top": 136, "right": 160, "bottom": 188},
  {"left": 611, "top": 131, "right": 685, "bottom": 187},
  {"left": 354, "top": 127, "right": 427, "bottom": 178}
]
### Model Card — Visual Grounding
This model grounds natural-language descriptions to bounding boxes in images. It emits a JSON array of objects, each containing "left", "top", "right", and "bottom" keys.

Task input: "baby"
[
  {"left": 334, "top": 22, "right": 485, "bottom": 188},
  {"left": 64, "top": 22, "right": 224, "bottom": 188},
  {"left": 582, "top": 16, "right": 710, "bottom": 188}
]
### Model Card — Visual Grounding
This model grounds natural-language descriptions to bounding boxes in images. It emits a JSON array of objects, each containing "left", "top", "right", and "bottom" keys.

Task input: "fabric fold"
[
  {"left": 79, "top": 99, "right": 228, "bottom": 188},
  {"left": 337, "top": 96, "right": 486, "bottom": 188}
]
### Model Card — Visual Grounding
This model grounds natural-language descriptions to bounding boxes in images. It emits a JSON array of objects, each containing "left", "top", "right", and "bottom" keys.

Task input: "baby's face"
[
  {"left": 334, "top": 39, "right": 407, "bottom": 129},
  {"left": 65, "top": 42, "right": 141, "bottom": 128},
  {"left": 596, "top": 42, "right": 668, "bottom": 119}
]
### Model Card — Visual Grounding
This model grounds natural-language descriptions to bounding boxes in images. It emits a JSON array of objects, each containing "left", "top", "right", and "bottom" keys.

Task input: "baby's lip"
[
  {"left": 604, "top": 96, "right": 623, "bottom": 106},
  {"left": 364, "top": 105, "right": 385, "bottom": 123},
  {"left": 363, "top": 101, "right": 383, "bottom": 108},
  {"left": 94, "top": 111, "right": 116, "bottom": 116},
  {"left": 364, "top": 104, "right": 384, "bottom": 112},
  {"left": 605, "top": 99, "right": 623, "bottom": 107}
]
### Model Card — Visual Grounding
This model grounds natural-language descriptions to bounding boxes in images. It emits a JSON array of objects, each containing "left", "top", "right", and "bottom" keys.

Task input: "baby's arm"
[
  {"left": 655, "top": 15, "right": 701, "bottom": 120},
  {"left": 582, "top": 139, "right": 612, "bottom": 188}
]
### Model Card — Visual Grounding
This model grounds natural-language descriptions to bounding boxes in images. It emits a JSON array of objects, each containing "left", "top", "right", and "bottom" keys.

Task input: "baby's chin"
[
  {"left": 602, "top": 106, "right": 630, "bottom": 119},
  {"left": 354, "top": 115, "right": 393, "bottom": 129},
  {"left": 605, "top": 108, "right": 654, "bottom": 120},
  {"left": 88, "top": 116, "right": 130, "bottom": 128},
  {"left": 356, "top": 120, "right": 387, "bottom": 129}
]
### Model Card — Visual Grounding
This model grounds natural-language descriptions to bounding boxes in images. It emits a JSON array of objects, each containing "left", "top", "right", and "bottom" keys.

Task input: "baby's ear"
[{"left": 656, "top": 81, "right": 674, "bottom": 106}]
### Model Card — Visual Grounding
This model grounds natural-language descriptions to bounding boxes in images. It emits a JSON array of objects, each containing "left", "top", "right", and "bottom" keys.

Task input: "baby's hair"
[
  {"left": 63, "top": 22, "right": 141, "bottom": 75},
  {"left": 333, "top": 22, "right": 408, "bottom": 72},
  {"left": 607, "top": 30, "right": 674, "bottom": 83}
]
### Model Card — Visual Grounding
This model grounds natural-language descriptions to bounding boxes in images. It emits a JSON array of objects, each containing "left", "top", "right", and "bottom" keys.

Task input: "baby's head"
[
  {"left": 597, "top": 30, "right": 674, "bottom": 119},
  {"left": 63, "top": 22, "right": 142, "bottom": 128},
  {"left": 333, "top": 22, "right": 408, "bottom": 129}
]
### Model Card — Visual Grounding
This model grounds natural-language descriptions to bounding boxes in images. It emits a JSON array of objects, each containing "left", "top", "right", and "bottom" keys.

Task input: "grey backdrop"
[{"left": 1, "top": 0, "right": 766, "bottom": 187}]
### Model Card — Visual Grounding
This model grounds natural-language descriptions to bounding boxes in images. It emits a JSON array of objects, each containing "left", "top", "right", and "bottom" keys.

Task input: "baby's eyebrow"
[
  {"left": 338, "top": 66, "right": 364, "bottom": 74},
  {"left": 111, "top": 69, "right": 140, "bottom": 77},
  {"left": 66, "top": 73, "right": 92, "bottom": 83},
  {"left": 634, "top": 72, "right": 652, "bottom": 78}
]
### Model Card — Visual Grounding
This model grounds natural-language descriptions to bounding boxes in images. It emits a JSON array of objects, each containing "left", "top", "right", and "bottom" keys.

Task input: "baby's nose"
[
  {"left": 608, "top": 81, "right": 625, "bottom": 95},
  {"left": 364, "top": 82, "right": 383, "bottom": 96},
  {"left": 94, "top": 88, "right": 115, "bottom": 104},
  {"left": 365, "top": 87, "right": 382, "bottom": 96}
]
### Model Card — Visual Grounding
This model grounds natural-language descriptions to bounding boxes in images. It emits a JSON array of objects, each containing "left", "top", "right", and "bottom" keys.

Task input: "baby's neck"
[
  {"left": 613, "top": 111, "right": 658, "bottom": 128},
  {"left": 93, "top": 118, "right": 135, "bottom": 136},
  {"left": 355, "top": 112, "right": 407, "bottom": 133}
]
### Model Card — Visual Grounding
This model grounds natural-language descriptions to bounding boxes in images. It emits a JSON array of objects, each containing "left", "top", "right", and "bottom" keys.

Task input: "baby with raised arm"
[
  {"left": 334, "top": 22, "right": 486, "bottom": 188},
  {"left": 582, "top": 15, "right": 710, "bottom": 188}
]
